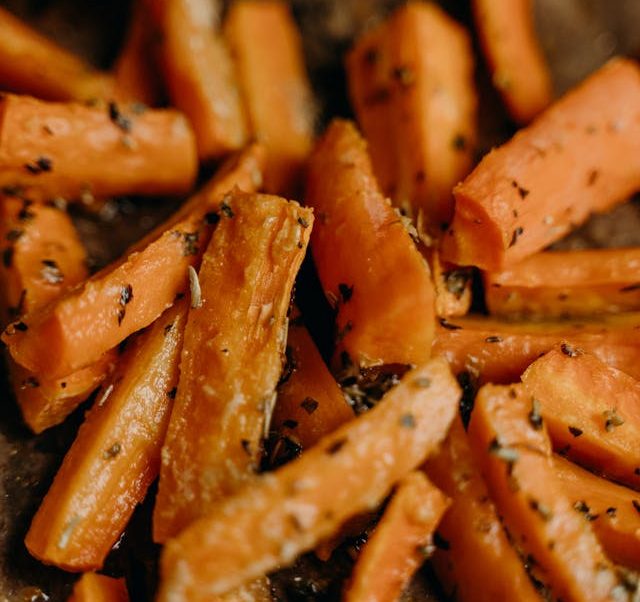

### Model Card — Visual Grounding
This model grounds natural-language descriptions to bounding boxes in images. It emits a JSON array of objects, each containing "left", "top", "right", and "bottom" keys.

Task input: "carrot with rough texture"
[
  {"left": 2, "top": 146, "right": 265, "bottom": 379},
  {"left": 25, "top": 301, "right": 186, "bottom": 572},
  {"left": 522, "top": 347, "right": 640, "bottom": 490},
  {"left": 306, "top": 119, "right": 435, "bottom": 369},
  {"left": 442, "top": 58, "right": 640, "bottom": 271},
  {"left": 429, "top": 249, "right": 472, "bottom": 318},
  {"left": 344, "top": 471, "right": 450, "bottom": 602},
  {"left": 346, "top": 1, "right": 477, "bottom": 226},
  {"left": 473, "top": 0, "right": 552, "bottom": 124},
  {"left": 67, "top": 573, "right": 129, "bottom": 602},
  {"left": 157, "top": 359, "right": 460, "bottom": 600},
  {"left": 468, "top": 383, "right": 625, "bottom": 601},
  {"left": 224, "top": 0, "right": 314, "bottom": 194}
]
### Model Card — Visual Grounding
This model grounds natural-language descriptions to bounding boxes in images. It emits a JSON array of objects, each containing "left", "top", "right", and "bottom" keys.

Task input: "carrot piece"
[
  {"left": 522, "top": 347, "right": 640, "bottom": 490},
  {"left": 429, "top": 249, "right": 472, "bottom": 318},
  {"left": 473, "top": 0, "right": 552, "bottom": 124},
  {"left": 68, "top": 573, "right": 129, "bottom": 602},
  {"left": 442, "top": 58, "right": 640, "bottom": 271},
  {"left": 484, "top": 248, "right": 640, "bottom": 319},
  {"left": 306, "top": 119, "right": 436, "bottom": 368},
  {"left": 224, "top": 0, "right": 314, "bottom": 194},
  {"left": 346, "top": 1, "right": 477, "bottom": 226},
  {"left": 344, "top": 471, "right": 450, "bottom": 602},
  {"left": 153, "top": 192, "right": 312, "bottom": 543},
  {"left": 432, "top": 312, "right": 640, "bottom": 385},
  {"left": 426, "top": 418, "right": 540, "bottom": 602},
  {"left": 468, "top": 383, "right": 624, "bottom": 601},
  {"left": 0, "top": 94, "right": 196, "bottom": 201},
  {"left": 25, "top": 301, "right": 186, "bottom": 572},
  {"left": 2, "top": 146, "right": 265, "bottom": 379},
  {"left": 157, "top": 358, "right": 460, "bottom": 600},
  {"left": 146, "top": 0, "right": 247, "bottom": 160}
]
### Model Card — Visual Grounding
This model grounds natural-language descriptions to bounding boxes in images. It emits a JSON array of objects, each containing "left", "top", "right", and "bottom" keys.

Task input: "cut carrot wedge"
[
  {"left": 426, "top": 418, "right": 541, "bottom": 602},
  {"left": 224, "top": 0, "right": 314, "bottom": 195},
  {"left": 153, "top": 192, "right": 312, "bottom": 543},
  {"left": 473, "top": 0, "right": 553, "bottom": 124},
  {"left": 522, "top": 347, "right": 640, "bottom": 490},
  {"left": 442, "top": 58, "right": 640, "bottom": 271},
  {"left": 343, "top": 471, "right": 450, "bottom": 602},
  {"left": 306, "top": 119, "right": 435, "bottom": 368},
  {"left": 0, "top": 94, "right": 197, "bottom": 201},
  {"left": 484, "top": 248, "right": 640, "bottom": 319},
  {"left": 429, "top": 249, "right": 472, "bottom": 318},
  {"left": 468, "top": 383, "right": 624, "bottom": 601},
  {"left": 68, "top": 573, "right": 129, "bottom": 602},
  {"left": 157, "top": 359, "right": 460, "bottom": 600},
  {"left": 25, "top": 301, "right": 186, "bottom": 572},
  {"left": 346, "top": 1, "right": 477, "bottom": 226},
  {"left": 2, "top": 146, "right": 265, "bottom": 379}
]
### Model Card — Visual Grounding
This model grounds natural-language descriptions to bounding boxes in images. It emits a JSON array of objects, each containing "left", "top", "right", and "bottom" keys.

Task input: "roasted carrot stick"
[
  {"left": 343, "top": 471, "right": 449, "bottom": 602},
  {"left": 224, "top": 0, "right": 315, "bottom": 195},
  {"left": 429, "top": 249, "right": 472, "bottom": 318},
  {"left": 426, "top": 418, "right": 540, "bottom": 602},
  {"left": 153, "top": 192, "right": 312, "bottom": 543},
  {"left": 522, "top": 347, "right": 640, "bottom": 490},
  {"left": 2, "top": 146, "right": 265, "bottom": 379},
  {"left": 0, "top": 94, "right": 196, "bottom": 201},
  {"left": 157, "top": 359, "right": 460, "bottom": 600},
  {"left": 68, "top": 573, "right": 129, "bottom": 602},
  {"left": 306, "top": 119, "right": 435, "bottom": 369},
  {"left": 346, "top": 1, "right": 477, "bottom": 226},
  {"left": 442, "top": 58, "right": 640, "bottom": 271},
  {"left": 468, "top": 383, "right": 624, "bottom": 601},
  {"left": 146, "top": 0, "right": 247, "bottom": 160},
  {"left": 473, "top": 0, "right": 553, "bottom": 124},
  {"left": 25, "top": 301, "right": 186, "bottom": 572}
]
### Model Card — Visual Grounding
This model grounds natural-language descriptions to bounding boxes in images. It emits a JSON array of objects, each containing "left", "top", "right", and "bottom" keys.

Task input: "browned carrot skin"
[
  {"left": 522, "top": 347, "right": 640, "bottom": 490},
  {"left": 68, "top": 573, "right": 129, "bottom": 602},
  {"left": 468, "top": 384, "right": 623, "bottom": 601},
  {"left": 347, "top": 1, "right": 477, "bottom": 226},
  {"left": 146, "top": 0, "right": 247, "bottom": 160},
  {"left": 157, "top": 359, "right": 460, "bottom": 600},
  {"left": 344, "top": 471, "right": 449, "bottom": 602},
  {"left": 25, "top": 301, "right": 186, "bottom": 572},
  {"left": 426, "top": 419, "right": 540, "bottom": 602},
  {"left": 224, "top": 0, "right": 314, "bottom": 195},
  {"left": 473, "top": 0, "right": 553, "bottom": 124},
  {"left": 442, "top": 58, "right": 640, "bottom": 271},
  {"left": 306, "top": 119, "right": 435, "bottom": 368},
  {"left": 153, "top": 192, "right": 312, "bottom": 543},
  {"left": 429, "top": 250, "right": 472, "bottom": 318}
]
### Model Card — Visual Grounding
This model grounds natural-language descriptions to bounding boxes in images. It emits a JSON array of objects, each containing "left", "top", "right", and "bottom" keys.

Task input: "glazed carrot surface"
[{"left": 68, "top": 573, "right": 129, "bottom": 602}]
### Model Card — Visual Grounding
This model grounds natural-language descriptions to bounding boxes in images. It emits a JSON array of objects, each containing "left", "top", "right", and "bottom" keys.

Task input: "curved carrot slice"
[
  {"left": 344, "top": 471, "right": 449, "bottom": 602},
  {"left": 157, "top": 359, "right": 460, "bottom": 600},
  {"left": 68, "top": 573, "right": 128, "bottom": 602},
  {"left": 473, "top": 0, "right": 552, "bottom": 124},
  {"left": 442, "top": 58, "right": 640, "bottom": 271}
]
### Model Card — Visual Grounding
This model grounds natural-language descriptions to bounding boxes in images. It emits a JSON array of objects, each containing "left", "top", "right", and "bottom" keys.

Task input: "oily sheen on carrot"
[
  {"left": 2, "top": 146, "right": 264, "bottom": 379},
  {"left": 25, "top": 301, "right": 186, "bottom": 572},
  {"left": 306, "top": 119, "right": 435, "bottom": 368},
  {"left": 442, "top": 58, "right": 640, "bottom": 271},
  {"left": 522, "top": 347, "right": 640, "bottom": 490},
  {"left": 344, "top": 471, "right": 450, "bottom": 602},
  {"left": 67, "top": 573, "right": 129, "bottom": 602},
  {"left": 153, "top": 192, "right": 312, "bottom": 543},
  {"left": 473, "top": 0, "right": 552, "bottom": 124},
  {"left": 346, "top": 1, "right": 477, "bottom": 226},
  {"left": 224, "top": 0, "right": 314, "bottom": 195},
  {"left": 468, "top": 384, "right": 625, "bottom": 602},
  {"left": 157, "top": 359, "right": 460, "bottom": 600}
]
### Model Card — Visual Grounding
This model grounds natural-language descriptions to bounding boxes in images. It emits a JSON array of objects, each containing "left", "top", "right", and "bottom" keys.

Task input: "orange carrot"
[
  {"left": 224, "top": 0, "right": 315, "bottom": 194},
  {"left": 68, "top": 573, "right": 129, "bottom": 602},
  {"left": 442, "top": 58, "right": 640, "bottom": 271},
  {"left": 344, "top": 471, "right": 449, "bottom": 602},
  {"left": 473, "top": 0, "right": 553, "bottom": 124},
  {"left": 157, "top": 359, "right": 460, "bottom": 600},
  {"left": 153, "top": 192, "right": 312, "bottom": 543},
  {"left": 346, "top": 1, "right": 477, "bottom": 226},
  {"left": 429, "top": 249, "right": 472, "bottom": 318},
  {"left": 306, "top": 119, "right": 436, "bottom": 368},
  {"left": 0, "top": 94, "right": 196, "bottom": 201},
  {"left": 2, "top": 145, "right": 265, "bottom": 379},
  {"left": 146, "top": 0, "right": 247, "bottom": 160},
  {"left": 25, "top": 301, "right": 186, "bottom": 572},
  {"left": 522, "top": 347, "right": 640, "bottom": 490}
]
